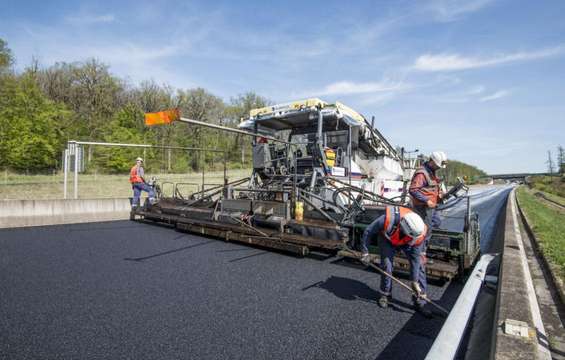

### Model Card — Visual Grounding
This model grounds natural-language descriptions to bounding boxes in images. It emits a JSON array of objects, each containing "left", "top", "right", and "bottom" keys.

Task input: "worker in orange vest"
[
  {"left": 409, "top": 151, "right": 447, "bottom": 308},
  {"left": 360, "top": 206, "right": 431, "bottom": 318},
  {"left": 130, "top": 157, "right": 155, "bottom": 208}
]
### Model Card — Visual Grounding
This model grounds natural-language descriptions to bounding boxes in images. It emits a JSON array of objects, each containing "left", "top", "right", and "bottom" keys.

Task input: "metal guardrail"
[{"left": 425, "top": 253, "right": 496, "bottom": 360}]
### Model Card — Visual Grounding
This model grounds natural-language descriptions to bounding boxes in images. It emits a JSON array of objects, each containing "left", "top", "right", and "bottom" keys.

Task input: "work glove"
[
  {"left": 360, "top": 253, "right": 371, "bottom": 265},
  {"left": 411, "top": 281, "right": 427, "bottom": 300}
]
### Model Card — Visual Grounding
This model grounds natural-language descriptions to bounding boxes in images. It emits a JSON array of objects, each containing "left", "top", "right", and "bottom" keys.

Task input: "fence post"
[
  {"left": 167, "top": 148, "right": 171, "bottom": 172},
  {"left": 201, "top": 150, "right": 205, "bottom": 191},
  {"left": 73, "top": 143, "right": 79, "bottom": 199},
  {"left": 63, "top": 148, "right": 69, "bottom": 199},
  {"left": 223, "top": 151, "right": 227, "bottom": 186}
]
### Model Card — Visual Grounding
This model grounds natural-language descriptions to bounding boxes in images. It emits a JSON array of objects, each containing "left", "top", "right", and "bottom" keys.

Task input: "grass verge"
[
  {"left": 0, "top": 169, "right": 251, "bottom": 200},
  {"left": 529, "top": 175, "right": 565, "bottom": 198},
  {"left": 516, "top": 186, "right": 565, "bottom": 281},
  {"left": 537, "top": 190, "right": 565, "bottom": 207}
]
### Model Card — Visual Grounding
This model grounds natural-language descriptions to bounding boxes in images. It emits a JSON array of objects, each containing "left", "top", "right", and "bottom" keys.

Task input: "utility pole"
[
  {"left": 546, "top": 150, "right": 555, "bottom": 174},
  {"left": 557, "top": 145, "right": 564, "bottom": 174}
]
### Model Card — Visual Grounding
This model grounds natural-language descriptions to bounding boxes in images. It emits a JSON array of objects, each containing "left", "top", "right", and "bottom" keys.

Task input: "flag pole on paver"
[{"left": 145, "top": 108, "right": 180, "bottom": 126}]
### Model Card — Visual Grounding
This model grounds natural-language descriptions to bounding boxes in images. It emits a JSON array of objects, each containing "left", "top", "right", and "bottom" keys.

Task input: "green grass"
[
  {"left": 529, "top": 175, "right": 565, "bottom": 198},
  {"left": 537, "top": 190, "right": 565, "bottom": 207},
  {"left": 516, "top": 186, "right": 565, "bottom": 281},
  {"left": 0, "top": 169, "right": 251, "bottom": 200}
]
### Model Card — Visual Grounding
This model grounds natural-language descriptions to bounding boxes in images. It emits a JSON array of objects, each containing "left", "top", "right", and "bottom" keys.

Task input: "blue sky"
[{"left": 1, "top": 0, "right": 564, "bottom": 173}]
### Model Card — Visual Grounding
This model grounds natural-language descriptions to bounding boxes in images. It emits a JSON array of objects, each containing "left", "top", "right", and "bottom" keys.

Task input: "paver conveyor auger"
[{"left": 132, "top": 99, "right": 480, "bottom": 280}]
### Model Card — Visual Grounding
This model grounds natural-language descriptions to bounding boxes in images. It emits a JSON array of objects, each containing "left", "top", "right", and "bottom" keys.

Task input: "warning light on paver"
[{"left": 145, "top": 108, "right": 180, "bottom": 126}]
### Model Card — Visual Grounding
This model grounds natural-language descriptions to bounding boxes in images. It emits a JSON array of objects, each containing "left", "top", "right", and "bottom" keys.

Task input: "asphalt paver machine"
[{"left": 132, "top": 99, "right": 479, "bottom": 280}]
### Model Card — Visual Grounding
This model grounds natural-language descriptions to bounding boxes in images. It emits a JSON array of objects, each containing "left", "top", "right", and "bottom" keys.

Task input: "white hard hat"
[
  {"left": 400, "top": 212, "right": 426, "bottom": 239},
  {"left": 430, "top": 151, "right": 447, "bottom": 168},
  {"left": 136, "top": 157, "right": 144, "bottom": 162}
]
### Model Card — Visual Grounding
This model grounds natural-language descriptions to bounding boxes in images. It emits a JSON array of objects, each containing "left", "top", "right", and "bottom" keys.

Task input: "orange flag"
[{"left": 145, "top": 108, "right": 180, "bottom": 126}]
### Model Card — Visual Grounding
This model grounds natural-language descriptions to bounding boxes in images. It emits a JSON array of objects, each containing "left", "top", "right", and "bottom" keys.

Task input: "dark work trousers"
[
  {"left": 412, "top": 206, "right": 434, "bottom": 298},
  {"left": 132, "top": 182, "right": 155, "bottom": 206},
  {"left": 379, "top": 235, "right": 422, "bottom": 305}
]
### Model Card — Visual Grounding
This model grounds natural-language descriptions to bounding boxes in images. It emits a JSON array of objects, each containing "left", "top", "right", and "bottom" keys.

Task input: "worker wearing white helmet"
[
  {"left": 410, "top": 151, "right": 446, "bottom": 209},
  {"left": 129, "top": 157, "right": 155, "bottom": 208},
  {"left": 360, "top": 206, "right": 432, "bottom": 318},
  {"left": 408, "top": 151, "right": 447, "bottom": 306}
]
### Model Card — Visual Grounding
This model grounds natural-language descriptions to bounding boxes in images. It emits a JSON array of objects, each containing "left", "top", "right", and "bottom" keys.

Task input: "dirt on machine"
[{"left": 132, "top": 98, "right": 479, "bottom": 280}]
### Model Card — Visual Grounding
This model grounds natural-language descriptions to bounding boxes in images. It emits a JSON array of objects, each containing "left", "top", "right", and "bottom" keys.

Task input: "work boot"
[
  {"left": 413, "top": 302, "right": 433, "bottom": 318},
  {"left": 378, "top": 294, "right": 391, "bottom": 308}
]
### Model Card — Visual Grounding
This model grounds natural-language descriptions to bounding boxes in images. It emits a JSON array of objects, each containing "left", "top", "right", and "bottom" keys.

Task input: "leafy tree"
[
  {"left": 225, "top": 92, "right": 270, "bottom": 124},
  {"left": 225, "top": 92, "right": 270, "bottom": 163},
  {"left": 133, "top": 80, "right": 175, "bottom": 113},
  {"left": 35, "top": 59, "right": 127, "bottom": 140},
  {"left": 91, "top": 104, "right": 147, "bottom": 173},
  {"left": 439, "top": 159, "right": 487, "bottom": 185},
  {"left": 0, "top": 38, "right": 14, "bottom": 75},
  {"left": 0, "top": 73, "right": 70, "bottom": 171},
  {"left": 175, "top": 88, "right": 225, "bottom": 170}
]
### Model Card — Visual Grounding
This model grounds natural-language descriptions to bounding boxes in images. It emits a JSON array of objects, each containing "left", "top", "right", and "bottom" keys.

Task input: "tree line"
[
  {"left": 0, "top": 38, "right": 268, "bottom": 173},
  {"left": 440, "top": 159, "right": 487, "bottom": 185},
  {"left": 0, "top": 37, "right": 488, "bottom": 180},
  {"left": 546, "top": 146, "right": 565, "bottom": 175}
]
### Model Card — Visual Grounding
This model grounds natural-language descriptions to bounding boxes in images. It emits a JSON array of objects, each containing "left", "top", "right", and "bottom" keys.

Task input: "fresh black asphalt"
[{"left": 0, "top": 219, "right": 464, "bottom": 360}]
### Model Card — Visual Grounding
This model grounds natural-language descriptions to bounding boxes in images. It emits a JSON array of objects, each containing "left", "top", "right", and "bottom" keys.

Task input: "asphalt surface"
[
  {"left": 438, "top": 185, "right": 513, "bottom": 252},
  {"left": 1, "top": 221, "right": 462, "bottom": 360},
  {"left": 0, "top": 185, "right": 514, "bottom": 360}
]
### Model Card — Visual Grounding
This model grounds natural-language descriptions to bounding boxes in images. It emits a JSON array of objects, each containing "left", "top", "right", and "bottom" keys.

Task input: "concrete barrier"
[
  {"left": 493, "top": 189, "right": 551, "bottom": 359},
  {"left": 0, "top": 198, "right": 131, "bottom": 228}
]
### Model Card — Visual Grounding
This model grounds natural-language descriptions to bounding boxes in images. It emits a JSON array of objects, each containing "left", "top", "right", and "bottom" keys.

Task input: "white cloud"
[
  {"left": 434, "top": 96, "right": 470, "bottom": 104},
  {"left": 309, "top": 80, "right": 410, "bottom": 97},
  {"left": 430, "top": 85, "right": 509, "bottom": 103},
  {"left": 358, "top": 92, "right": 399, "bottom": 107},
  {"left": 467, "top": 85, "right": 485, "bottom": 95},
  {"left": 413, "top": 45, "right": 565, "bottom": 72},
  {"left": 65, "top": 13, "right": 116, "bottom": 25},
  {"left": 480, "top": 90, "right": 510, "bottom": 102},
  {"left": 83, "top": 43, "right": 183, "bottom": 64},
  {"left": 427, "top": 0, "right": 495, "bottom": 22},
  {"left": 11, "top": 21, "right": 192, "bottom": 88}
]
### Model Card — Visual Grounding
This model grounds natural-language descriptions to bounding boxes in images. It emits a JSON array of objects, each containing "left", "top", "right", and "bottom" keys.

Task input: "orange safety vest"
[
  {"left": 410, "top": 166, "right": 441, "bottom": 207},
  {"left": 382, "top": 206, "right": 426, "bottom": 247},
  {"left": 129, "top": 165, "right": 143, "bottom": 184}
]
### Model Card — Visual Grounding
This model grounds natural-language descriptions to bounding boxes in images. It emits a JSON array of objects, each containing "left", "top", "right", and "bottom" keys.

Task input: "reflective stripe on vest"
[
  {"left": 410, "top": 166, "right": 441, "bottom": 207},
  {"left": 382, "top": 206, "right": 426, "bottom": 247},
  {"left": 129, "top": 165, "right": 143, "bottom": 184}
]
